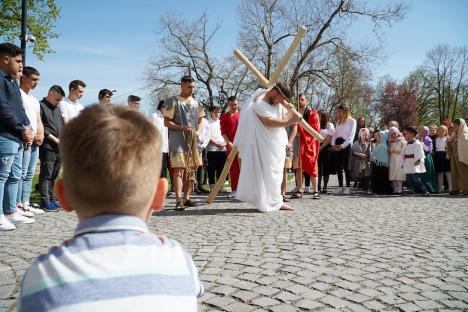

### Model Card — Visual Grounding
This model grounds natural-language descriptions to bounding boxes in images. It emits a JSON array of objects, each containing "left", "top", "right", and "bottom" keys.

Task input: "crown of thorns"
[{"left": 272, "top": 82, "right": 292, "bottom": 101}]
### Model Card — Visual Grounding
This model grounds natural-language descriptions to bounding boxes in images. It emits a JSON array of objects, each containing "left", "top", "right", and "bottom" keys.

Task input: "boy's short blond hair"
[{"left": 60, "top": 104, "right": 162, "bottom": 213}]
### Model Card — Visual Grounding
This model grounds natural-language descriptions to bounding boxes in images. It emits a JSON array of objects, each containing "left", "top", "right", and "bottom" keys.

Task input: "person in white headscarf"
[
  {"left": 447, "top": 118, "right": 468, "bottom": 195},
  {"left": 388, "top": 126, "right": 406, "bottom": 194}
]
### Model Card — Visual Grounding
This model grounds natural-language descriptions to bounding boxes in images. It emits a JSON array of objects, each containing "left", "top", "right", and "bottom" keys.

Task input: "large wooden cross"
[{"left": 207, "top": 25, "right": 324, "bottom": 204}]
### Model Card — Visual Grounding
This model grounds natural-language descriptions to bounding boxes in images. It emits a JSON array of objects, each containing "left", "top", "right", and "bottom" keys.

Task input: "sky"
[{"left": 17, "top": 0, "right": 468, "bottom": 114}]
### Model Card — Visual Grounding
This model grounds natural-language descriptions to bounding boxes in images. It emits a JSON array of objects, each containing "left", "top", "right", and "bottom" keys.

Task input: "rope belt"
[{"left": 183, "top": 128, "right": 198, "bottom": 191}]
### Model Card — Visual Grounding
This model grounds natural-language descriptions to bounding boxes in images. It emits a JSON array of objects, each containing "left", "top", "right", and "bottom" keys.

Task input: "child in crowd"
[
  {"left": 401, "top": 126, "right": 429, "bottom": 195},
  {"left": 433, "top": 125, "right": 452, "bottom": 193},
  {"left": 352, "top": 128, "right": 371, "bottom": 193},
  {"left": 370, "top": 131, "right": 392, "bottom": 194},
  {"left": 418, "top": 126, "right": 437, "bottom": 193},
  {"left": 388, "top": 127, "right": 406, "bottom": 194},
  {"left": 18, "top": 105, "right": 203, "bottom": 312}
]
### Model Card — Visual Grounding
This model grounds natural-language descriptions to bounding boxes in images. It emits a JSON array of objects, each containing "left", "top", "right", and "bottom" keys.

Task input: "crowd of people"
[
  {"left": 0, "top": 43, "right": 142, "bottom": 231},
  {"left": 1, "top": 41, "right": 468, "bottom": 230}
]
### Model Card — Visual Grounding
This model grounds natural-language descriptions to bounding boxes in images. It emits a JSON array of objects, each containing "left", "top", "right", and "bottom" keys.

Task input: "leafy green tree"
[{"left": 0, "top": 0, "right": 61, "bottom": 60}]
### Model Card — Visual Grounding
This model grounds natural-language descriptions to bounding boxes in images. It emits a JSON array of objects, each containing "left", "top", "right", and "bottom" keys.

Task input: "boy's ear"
[
  {"left": 55, "top": 179, "right": 74, "bottom": 212},
  {"left": 151, "top": 178, "right": 168, "bottom": 212}
]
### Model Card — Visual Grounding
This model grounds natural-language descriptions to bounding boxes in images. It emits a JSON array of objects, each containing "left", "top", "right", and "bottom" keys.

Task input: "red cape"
[{"left": 297, "top": 109, "right": 320, "bottom": 177}]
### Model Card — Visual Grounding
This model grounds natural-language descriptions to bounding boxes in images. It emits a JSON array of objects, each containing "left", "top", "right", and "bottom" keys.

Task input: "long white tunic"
[
  {"left": 388, "top": 140, "right": 406, "bottom": 181},
  {"left": 400, "top": 140, "right": 426, "bottom": 174},
  {"left": 234, "top": 89, "right": 288, "bottom": 212}
]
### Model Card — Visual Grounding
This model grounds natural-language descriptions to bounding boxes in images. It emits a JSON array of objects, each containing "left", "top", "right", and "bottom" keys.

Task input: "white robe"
[
  {"left": 400, "top": 140, "right": 426, "bottom": 174},
  {"left": 234, "top": 89, "right": 288, "bottom": 212}
]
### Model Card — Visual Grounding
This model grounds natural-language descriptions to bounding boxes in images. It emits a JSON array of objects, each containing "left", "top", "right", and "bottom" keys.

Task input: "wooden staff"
[{"left": 234, "top": 49, "right": 325, "bottom": 143}]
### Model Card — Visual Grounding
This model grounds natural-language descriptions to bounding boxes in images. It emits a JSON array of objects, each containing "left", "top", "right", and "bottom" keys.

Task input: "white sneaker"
[
  {"left": 343, "top": 187, "right": 351, "bottom": 195},
  {"left": 18, "top": 208, "right": 35, "bottom": 217},
  {"left": 334, "top": 187, "right": 344, "bottom": 195},
  {"left": 6, "top": 213, "right": 35, "bottom": 224},
  {"left": 227, "top": 191, "right": 236, "bottom": 199},
  {"left": 24, "top": 203, "right": 45, "bottom": 214},
  {"left": 304, "top": 186, "right": 312, "bottom": 193},
  {"left": 0, "top": 215, "right": 16, "bottom": 231}
]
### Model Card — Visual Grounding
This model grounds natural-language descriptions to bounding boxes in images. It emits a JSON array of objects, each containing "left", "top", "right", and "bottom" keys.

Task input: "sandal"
[
  {"left": 290, "top": 192, "right": 303, "bottom": 199},
  {"left": 183, "top": 199, "right": 198, "bottom": 207},
  {"left": 282, "top": 195, "right": 290, "bottom": 202},
  {"left": 175, "top": 201, "right": 185, "bottom": 211},
  {"left": 312, "top": 192, "right": 320, "bottom": 199}
]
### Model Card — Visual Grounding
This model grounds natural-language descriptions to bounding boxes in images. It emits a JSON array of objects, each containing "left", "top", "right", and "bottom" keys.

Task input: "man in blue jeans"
[{"left": 0, "top": 43, "right": 35, "bottom": 231}]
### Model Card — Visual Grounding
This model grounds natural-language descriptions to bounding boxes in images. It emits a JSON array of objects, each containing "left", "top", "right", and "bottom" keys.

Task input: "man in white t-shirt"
[
  {"left": 59, "top": 80, "right": 86, "bottom": 124},
  {"left": 152, "top": 100, "right": 169, "bottom": 180},
  {"left": 18, "top": 66, "right": 45, "bottom": 215}
]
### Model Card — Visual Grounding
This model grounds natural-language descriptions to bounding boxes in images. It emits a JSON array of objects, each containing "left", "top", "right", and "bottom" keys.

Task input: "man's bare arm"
[
  {"left": 164, "top": 117, "right": 191, "bottom": 131},
  {"left": 257, "top": 114, "right": 300, "bottom": 128}
]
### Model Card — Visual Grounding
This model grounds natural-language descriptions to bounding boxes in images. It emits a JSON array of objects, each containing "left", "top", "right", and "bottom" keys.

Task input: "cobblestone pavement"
[{"left": 1, "top": 186, "right": 467, "bottom": 311}]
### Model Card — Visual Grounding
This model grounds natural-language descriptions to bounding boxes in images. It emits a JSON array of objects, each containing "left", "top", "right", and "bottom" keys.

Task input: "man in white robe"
[{"left": 234, "top": 82, "right": 300, "bottom": 212}]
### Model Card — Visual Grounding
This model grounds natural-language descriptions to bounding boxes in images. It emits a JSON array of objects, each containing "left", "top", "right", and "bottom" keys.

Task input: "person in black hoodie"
[{"left": 39, "top": 85, "right": 65, "bottom": 211}]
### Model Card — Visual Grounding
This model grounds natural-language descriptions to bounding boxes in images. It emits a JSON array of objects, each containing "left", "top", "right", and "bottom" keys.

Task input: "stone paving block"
[
  {"left": 273, "top": 291, "right": 301, "bottom": 302},
  {"left": 295, "top": 299, "right": 324, "bottom": 310},
  {"left": 252, "top": 286, "right": 280, "bottom": 296},
  {"left": 344, "top": 292, "right": 371, "bottom": 303},
  {"left": 441, "top": 299, "right": 468, "bottom": 309},
  {"left": 413, "top": 300, "right": 444, "bottom": 310},
  {"left": 378, "top": 294, "right": 405, "bottom": 305},
  {"left": 223, "top": 302, "right": 257, "bottom": 312},
  {"left": 362, "top": 300, "right": 387, "bottom": 311},
  {"left": 420, "top": 290, "right": 450, "bottom": 300},
  {"left": 231, "top": 290, "right": 259, "bottom": 302},
  {"left": 211, "top": 285, "right": 237, "bottom": 295},
  {"left": 448, "top": 291, "right": 468, "bottom": 302},
  {"left": 0, "top": 284, "right": 15, "bottom": 299},
  {"left": 270, "top": 304, "right": 299, "bottom": 312},
  {"left": 251, "top": 296, "right": 281, "bottom": 307},
  {"left": 397, "top": 302, "right": 422, "bottom": 312},
  {"left": 310, "top": 281, "right": 332, "bottom": 291},
  {"left": 335, "top": 280, "right": 361, "bottom": 291},
  {"left": 397, "top": 292, "right": 426, "bottom": 301},
  {"left": 204, "top": 296, "right": 236, "bottom": 308},
  {"left": 286, "top": 284, "right": 310, "bottom": 294}
]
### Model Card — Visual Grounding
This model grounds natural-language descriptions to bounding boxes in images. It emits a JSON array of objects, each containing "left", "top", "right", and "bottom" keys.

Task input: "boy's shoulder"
[{"left": 19, "top": 219, "right": 203, "bottom": 312}]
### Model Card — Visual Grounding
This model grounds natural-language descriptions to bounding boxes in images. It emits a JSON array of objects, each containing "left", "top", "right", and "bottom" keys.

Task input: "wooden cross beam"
[{"left": 207, "top": 26, "right": 324, "bottom": 204}]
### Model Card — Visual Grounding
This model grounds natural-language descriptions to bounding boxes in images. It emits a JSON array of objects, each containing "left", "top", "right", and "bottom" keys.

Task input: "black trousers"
[
  {"left": 39, "top": 148, "right": 61, "bottom": 203},
  {"left": 335, "top": 145, "right": 351, "bottom": 187},
  {"left": 207, "top": 151, "right": 227, "bottom": 185}
]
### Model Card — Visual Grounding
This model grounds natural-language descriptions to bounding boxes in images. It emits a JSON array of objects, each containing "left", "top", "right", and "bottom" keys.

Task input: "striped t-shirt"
[{"left": 18, "top": 214, "right": 204, "bottom": 312}]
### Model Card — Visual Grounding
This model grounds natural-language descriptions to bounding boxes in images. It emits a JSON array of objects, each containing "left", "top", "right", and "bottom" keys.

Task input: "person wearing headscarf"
[
  {"left": 352, "top": 128, "right": 371, "bottom": 193},
  {"left": 418, "top": 126, "right": 437, "bottom": 193},
  {"left": 447, "top": 119, "right": 468, "bottom": 195},
  {"left": 370, "top": 130, "right": 392, "bottom": 194},
  {"left": 388, "top": 126, "right": 406, "bottom": 194}
]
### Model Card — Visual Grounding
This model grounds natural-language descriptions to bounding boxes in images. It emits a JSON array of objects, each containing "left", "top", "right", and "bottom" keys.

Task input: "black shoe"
[
  {"left": 312, "top": 192, "right": 320, "bottom": 199},
  {"left": 321, "top": 188, "right": 327, "bottom": 194},
  {"left": 183, "top": 199, "right": 198, "bottom": 207},
  {"left": 175, "top": 201, "right": 185, "bottom": 211}
]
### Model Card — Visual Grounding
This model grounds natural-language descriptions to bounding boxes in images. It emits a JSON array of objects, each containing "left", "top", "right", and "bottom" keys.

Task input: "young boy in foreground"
[{"left": 18, "top": 105, "right": 204, "bottom": 312}]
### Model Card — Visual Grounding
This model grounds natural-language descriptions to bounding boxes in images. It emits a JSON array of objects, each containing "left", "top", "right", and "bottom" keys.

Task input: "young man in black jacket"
[
  {"left": 39, "top": 85, "right": 65, "bottom": 211},
  {"left": 0, "top": 43, "right": 35, "bottom": 231}
]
